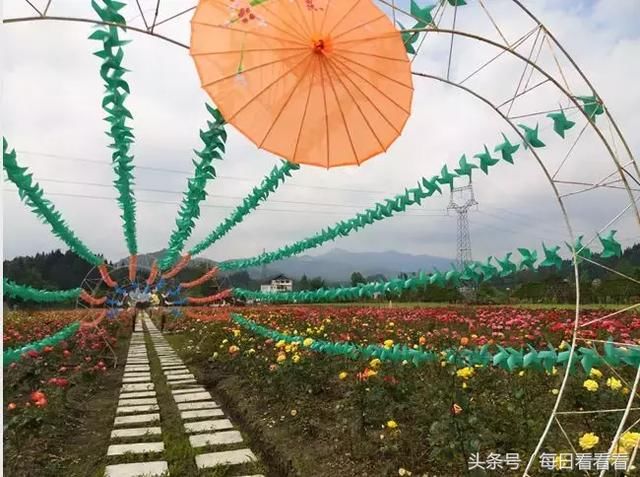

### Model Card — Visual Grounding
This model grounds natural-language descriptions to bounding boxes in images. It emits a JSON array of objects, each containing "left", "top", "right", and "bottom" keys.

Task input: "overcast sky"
[{"left": 3, "top": 0, "right": 640, "bottom": 265}]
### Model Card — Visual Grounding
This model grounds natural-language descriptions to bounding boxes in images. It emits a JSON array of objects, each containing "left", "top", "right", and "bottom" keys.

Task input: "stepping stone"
[
  {"left": 114, "top": 413, "right": 160, "bottom": 426},
  {"left": 169, "top": 379, "right": 198, "bottom": 386},
  {"left": 111, "top": 427, "right": 162, "bottom": 439},
  {"left": 124, "top": 366, "right": 150, "bottom": 372},
  {"left": 117, "top": 404, "right": 160, "bottom": 414},
  {"left": 166, "top": 374, "right": 195, "bottom": 381},
  {"left": 184, "top": 419, "right": 233, "bottom": 433},
  {"left": 123, "top": 372, "right": 151, "bottom": 378},
  {"left": 118, "top": 398, "right": 158, "bottom": 406},
  {"left": 107, "top": 442, "right": 164, "bottom": 456},
  {"left": 195, "top": 449, "right": 257, "bottom": 469},
  {"left": 122, "top": 383, "right": 154, "bottom": 392},
  {"left": 178, "top": 401, "right": 220, "bottom": 411},
  {"left": 123, "top": 377, "right": 152, "bottom": 383},
  {"left": 164, "top": 369, "right": 189, "bottom": 374},
  {"left": 181, "top": 409, "right": 224, "bottom": 420},
  {"left": 104, "top": 461, "right": 168, "bottom": 477},
  {"left": 162, "top": 365, "right": 187, "bottom": 370},
  {"left": 119, "top": 391, "right": 156, "bottom": 399},
  {"left": 189, "top": 430, "right": 243, "bottom": 447},
  {"left": 172, "top": 387, "right": 206, "bottom": 395}
]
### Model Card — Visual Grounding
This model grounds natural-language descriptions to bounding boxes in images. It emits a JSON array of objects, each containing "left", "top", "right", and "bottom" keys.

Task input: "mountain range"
[{"left": 118, "top": 248, "right": 452, "bottom": 283}]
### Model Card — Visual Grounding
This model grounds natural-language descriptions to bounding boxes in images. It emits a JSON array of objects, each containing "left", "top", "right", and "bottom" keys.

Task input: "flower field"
[{"left": 164, "top": 305, "right": 640, "bottom": 476}]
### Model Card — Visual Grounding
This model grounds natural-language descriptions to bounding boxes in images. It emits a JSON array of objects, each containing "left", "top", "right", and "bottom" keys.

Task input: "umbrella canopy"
[{"left": 190, "top": 0, "right": 413, "bottom": 168}]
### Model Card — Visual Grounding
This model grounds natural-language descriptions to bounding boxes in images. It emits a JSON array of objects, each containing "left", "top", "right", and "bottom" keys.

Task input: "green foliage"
[
  {"left": 351, "top": 272, "right": 366, "bottom": 287},
  {"left": 3, "top": 140, "right": 103, "bottom": 266},
  {"left": 159, "top": 104, "right": 227, "bottom": 269}
]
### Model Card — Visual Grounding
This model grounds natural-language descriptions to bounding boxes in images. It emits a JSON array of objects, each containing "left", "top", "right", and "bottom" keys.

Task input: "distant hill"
[{"left": 114, "top": 250, "right": 215, "bottom": 269}]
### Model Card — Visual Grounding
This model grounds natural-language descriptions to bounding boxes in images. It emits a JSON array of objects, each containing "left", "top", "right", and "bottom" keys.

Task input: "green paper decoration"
[
  {"left": 445, "top": 0, "right": 467, "bottom": 6},
  {"left": 437, "top": 165, "right": 457, "bottom": 189},
  {"left": 231, "top": 314, "right": 639, "bottom": 373},
  {"left": 494, "top": 133, "right": 520, "bottom": 164},
  {"left": 518, "top": 123, "right": 545, "bottom": 149},
  {"left": 496, "top": 253, "right": 517, "bottom": 277},
  {"left": 540, "top": 243, "right": 563, "bottom": 270},
  {"left": 3, "top": 322, "right": 81, "bottom": 367},
  {"left": 189, "top": 159, "right": 299, "bottom": 257},
  {"left": 411, "top": 1, "right": 436, "bottom": 26},
  {"left": 547, "top": 109, "right": 575, "bottom": 138},
  {"left": 454, "top": 154, "right": 477, "bottom": 179},
  {"left": 3, "top": 139, "right": 103, "bottom": 266},
  {"left": 566, "top": 235, "right": 592, "bottom": 263},
  {"left": 399, "top": 22, "right": 419, "bottom": 55},
  {"left": 159, "top": 104, "right": 227, "bottom": 269},
  {"left": 90, "top": 0, "right": 138, "bottom": 255},
  {"left": 599, "top": 230, "right": 622, "bottom": 259},
  {"left": 474, "top": 145, "right": 500, "bottom": 175},
  {"left": 518, "top": 248, "right": 538, "bottom": 271},
  {"left": 3, "top": 279, "right": 83, "bottom": 303},
  {"left": 576, "top": 95, "right": 604, "bottom": 122}
]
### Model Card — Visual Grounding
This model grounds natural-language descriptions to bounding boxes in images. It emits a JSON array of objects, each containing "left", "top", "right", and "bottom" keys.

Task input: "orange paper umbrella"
[{"left": 190, "top": 0, "right": 413, "bottom": 168}]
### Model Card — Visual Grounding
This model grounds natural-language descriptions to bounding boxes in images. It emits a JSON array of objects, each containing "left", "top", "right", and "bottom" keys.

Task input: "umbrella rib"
[
  {"left": 332, "top": 32, "right": 400, "bottom": 47},
  {"left": 324, "top": 58, "right": 385, "bottom": 153},
  {"left": 332, "top": 51, "right": 413, "bottom": 91},
  {"left": 256, "top": 2, "right": 310, "bottom": 45},
  {"left": 320, "top": 59, "right": 360, "bottom": 165},
  {"left": 192, "top": 46, "right": 309, "bottom": 57},
  {"left": 326, "top": 0, "right": 363, "bottom": 37},
  {"left": 318, "top": 59, "right": 331, "bottom": 169},
  {"left": 334, "top": 48, "right": 409, "bottom": 62},
  {"left": 331, "top": 13, "right": 387, "bottom": 42},
  {"left": 201, "top": 50, "right": 308, "bottom": 88},
  {"left": 330, "top": 54, "right": 410, "bottom": 116},
  {"left": 192, "top": 21, "right": 308, "bottom": 46},
  {"left": 225, "top": 53, "right": 313, "bottom": 123},
  {"left": 328, "top": 57, "right": 401, "bottom": 135},
  {"left": 291, "top": 0, "right": 315, "bottom": 41},
  {"left": 292, "top": 57, "right": 318, "bottom": 163},
  {"left": 259, "top": 55, "right": 315, "bottom": 148},
  {"left": 318, "top": 0, "right": 332, "bottom": 35}
]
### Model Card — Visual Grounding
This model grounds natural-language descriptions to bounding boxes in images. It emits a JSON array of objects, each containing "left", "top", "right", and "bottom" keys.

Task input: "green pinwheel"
[
  {"left": 518, "top": 248, "right": 538, "bottom": 271},
  {"left": 518, "top": 123, "right": 546, "bottom": 149},
  {"left": 547, "top": 108, "right": 575, "bottom": 138},
  {"left": 566, "top": 235, "right": 592, "bottom": 263},
  {"left": 399, "top": 22, "right": 419, "bottom": 54},
  {"left": 540, "top": 243, "right": 563, "bottom": 270},
  {"left": 437, "top": 165, "right": 458, "bottom": 189},
  {"left": 494, "top": 133, "right": 520, "bottom": 164},
  {"left": 474, "top": 145, "right": 500, "bottom": 175},
  {"left": 421, "top": 176, "right": 443, "bottom": 196},
  {"left": 576, "top": 95, "right": 604, "bottom": 121},
  {"left": 496, "top": 252, "right": 517, "bottom": 277},
  {"left": 445, "top": 0, "right": 466, "bottom": 5},
  {"left": 410, "top": 0, "right": 436, "bottom": 26},
  {"left": 479, "top": 257, "right": 498, "bottom": 281},
  {"left": 454, "top": 154, "right": 478, "bottom": 179},
  {"left": 599, "top": 230, "right": 622, "bottom": 258}
]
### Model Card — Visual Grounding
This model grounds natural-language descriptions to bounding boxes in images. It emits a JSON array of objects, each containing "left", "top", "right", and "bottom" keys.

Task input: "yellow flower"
[
  {"left": 551, "top": 388, "right": 559, "bottom": 395},
  {"left": 384, "top": 339, "right": 394, "bottom": 349},
  {"left": 440, "top": 361, "right": 446, "bottom": 367},
  {"left": 292, "top": 354, "right": 301, "bottom": 364},
  {"left": 386, "top": 420, "right": 398, "bottom": 429},
  {"left": 290, "top": 409, "right": 297, "bottom": 416},
  {"left": 606, "top": 377, "right": 623, "bottom": 391},
  {"left": 212, "top": 352, "right": 219, "bottom": 359},
  {"left": 518, "top": 370, "right": 525, "bottom": 377},
  {"left": 303, "top": 338, "right": 314, "bottom": 347},
  {"left": 370, "top": 358, "right": 382, "bottom": 369},
  {"left": 222, "top": 338, "right": 229, "bottom": 344},
  {"left": 339, "top": 371, "right": 348, "bottom": 380},
  {"left": 276, "top": 352, "right": 286, "bottom": 364},
  {"left": 398, "top": 468, "right": 412, "bottom": 476},
  {"left": 620, "top": 432, "right": 640, "bottom": 452},
  {"left": 233, "top": 329, "right": 241, "bottom": 337},
  {"left": 558, "top": 340, "right": 569, "bottom": 350},
  {"left": 462, "top": 382, "right": 468, "bottom": 389},
  {"left": 590, "top": 368, "right": 603, "bottom": 379},
  {"left": 583, "top": 379, "right": 599, "bottom": 392},
  {"left": 456, "top": 367, "right": 475, "bottom": 380},
  {"left": 275, "top": 340, "right": 286, "bottom": 349},
  {"left": 579, "top": 432, "right": 600, "bottom": 450}
]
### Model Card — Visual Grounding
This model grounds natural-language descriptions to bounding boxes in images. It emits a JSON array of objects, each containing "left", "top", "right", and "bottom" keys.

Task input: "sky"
[{"left": 3, "top": 0, "right": 640, "bottom": 266}]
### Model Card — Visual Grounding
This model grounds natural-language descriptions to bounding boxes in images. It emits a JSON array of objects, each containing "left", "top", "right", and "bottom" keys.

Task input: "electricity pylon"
[{"left": 448, "top": 182, "right": 478, "bottom": 271}]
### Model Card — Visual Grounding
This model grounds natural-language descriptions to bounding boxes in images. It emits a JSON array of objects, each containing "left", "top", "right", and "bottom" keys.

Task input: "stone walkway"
[{"left": 101, "top": 313, "right": 264, "bottom": 476}]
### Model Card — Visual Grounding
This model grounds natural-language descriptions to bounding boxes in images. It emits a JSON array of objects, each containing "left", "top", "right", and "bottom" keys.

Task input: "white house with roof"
[{"left": 260, "top": 274, "right": 293, "bottom": 293}]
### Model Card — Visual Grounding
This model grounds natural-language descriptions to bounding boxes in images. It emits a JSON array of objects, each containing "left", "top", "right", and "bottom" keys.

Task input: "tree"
[
  {"left": 350, "top": 271, "right": 366, "bottom": 287},
  {"left": 308, "top": 276, "right": 325, "bottom": 290},
  {"left": 297, "top": 274, "right": 310, "bottom": 291}
]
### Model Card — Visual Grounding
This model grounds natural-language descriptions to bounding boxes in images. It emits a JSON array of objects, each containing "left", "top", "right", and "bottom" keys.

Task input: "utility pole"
[{"left": 448, "top": 182, "right": 478, "bottom": 271}]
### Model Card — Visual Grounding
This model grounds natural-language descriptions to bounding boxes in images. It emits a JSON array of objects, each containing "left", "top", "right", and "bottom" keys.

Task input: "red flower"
[
  {"left": 30, "top": 390, "right": 46, "bottom": 403},
  {"left": 63, "top": 350, "right": 71, "bottom": 358},
  {"left": 7, "top": 403, "right": 17, "bottom": 411},
  {"left": 27, "top": 350, "right": 39, "bottom": 358},
  {"left": 43, "top": 346, "right": 54, "bottom": 353},
  {"left": 48, "top": 377, "right": 69, "bottom": 388}
]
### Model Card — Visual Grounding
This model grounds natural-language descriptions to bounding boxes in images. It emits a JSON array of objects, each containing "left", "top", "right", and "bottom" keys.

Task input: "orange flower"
[
  {"left": 451, "top": 403, "right": 463, "bottom": 415},
  {"left": 418, "top": 336, "right": 427, "bottom": 346},
  {"left": 460, "top": 337, "right": 469, "bottom": 346},
  {"left": 7, "top": 403, "right": 16, "bottom": 411}
]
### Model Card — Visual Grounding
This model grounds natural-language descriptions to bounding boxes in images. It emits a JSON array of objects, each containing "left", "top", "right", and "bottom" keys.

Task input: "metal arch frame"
[
  {"left": 5, "top": 3, "right": 639, "bottom": 474},
  {"left": 75, "top": 262, "right": 153, "bottom": 310}
]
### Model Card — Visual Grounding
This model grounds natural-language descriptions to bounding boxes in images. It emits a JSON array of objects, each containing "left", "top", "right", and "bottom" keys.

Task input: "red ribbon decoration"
[
  {"left": 79, "top": 290, "right": 107, "bottom": 306},
  {"left": 98, "top": 264, "right": 118, "bottom": 288},
  {"left": 186, "top": 288, "right": 232, "bottom": 305},
  {"left": 180, "top": 267, "right": 218, "bottom": 289},
  {"left": 80, "top": 309, "right": 107, "bottom": 329},
  {"left": 128, "top": 255, "right": 137, "bottom": 281},
  {"left": 146, "top": 260, "right": 159, "bottom": 285},
  {"left": 162, "top": 254, "right": 191, "bottom": 279}
]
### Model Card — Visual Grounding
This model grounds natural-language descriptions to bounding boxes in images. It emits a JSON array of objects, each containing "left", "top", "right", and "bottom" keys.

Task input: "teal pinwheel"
[
  {"left": 599, "top": 230, "right": 622, "bottom": 258},
  {"left": 494, "top": 133, "right": 520, "bottom": 164},
  {"left": 479, "top": 257, "right": 498, "bottom": 281},
  {"left": 454, "top": 154, "right": 478, "bottom": 179},
  {"left": 565, "top": 235, "right": 592, "bottom": 263},
  {"left": 518, "top": 248, "right": 538, "bottom": 271},
  {"left": 576, "top": 95, "right": 604, "bottom": 121},
  {"left": 474, "top": 145, "right": 500, "bottom": 175},
  {"left": 496, "top": 253, "right": 517, "bottom": 277},
  {"left": 547, "top": 109, "right": 575, "bottom": 138},
  {"left": 421, "top": 176, "right": 442, "bottom": 196},
  {"left": 437, "top": 165, "right": 458, "bottom": 189},
  {"left": 518, "top": 123, "right": 545, "bottom": 149},
  {"left": 410, "top": 0, "right": 436, "bottom": 26},
  {"left": 540, "top": 243, "right": 563, "bottom": 270}
]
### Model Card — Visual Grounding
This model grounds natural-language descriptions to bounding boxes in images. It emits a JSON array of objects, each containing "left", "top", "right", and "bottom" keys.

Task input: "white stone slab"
[
  {"left": 195, "top": 449, "right": 257, "bottom": 469},
  {"left": 181, "top": 409, "right": 224, "bottom": 420},
  {"left": 107, "top": 442, "right": 164, "bottom": 456},
  {"left": 111, "top": 426, "right": 162, "bottom": 439},
  {"left": 122, "top": 377, "right": 152, "bottom": 383},
  {"left": 117, "top": 404, "right": 160, "bottom": 414},
  {"left": 177, "top": 401, "right": 220, "bottom": 411},
  {"left": 119, "top": 391, "right": 156, "bottom": 399},
  {"left": 164, "top": 369, "right": 189, "bottom": 374},
  {"left": 124, "top": 367, "right": 150, "bottom": 372},
  {"left": 118, "top": 398, "right": 158, "bottom": 406},
  {"left": 121, "top": 383, "right": 154, "bottom": 392},
  {"left": 184, "top": 419, "right": 233, "bottom": 434},
  {"left": 105, "top": 461, "right": 168, "bottom": 477},
  {"left": 169, "top": 379, "right": 198, "bottom": 386},
  {"left": 172, "top": 387, "right": 206, "bottom": 395},
  {"left": 166, "top": 374, "right": 195, "bottom": 381},
  {"left": 114, "top": 413, "right": 160, "bottom": 426},
  {"left": 189, "top": 430, "right": 243, "bottom": 447}
]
